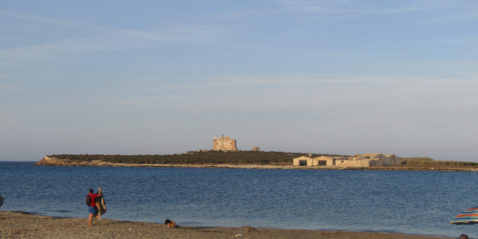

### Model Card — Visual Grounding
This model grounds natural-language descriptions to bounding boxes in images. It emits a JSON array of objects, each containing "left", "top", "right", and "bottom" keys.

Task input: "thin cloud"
[
  {"left": 0, "top": 10, "right": 230, "bottom": 63},
  {"left": 275, "top": 0, "right": 478, "bottom": 18},
  {"left": 275, "top": 0, "right": 421, "bottom": 15},
  {"left": 0, "top": 10, "right": 107, "bottom": 31},
  {"left": 0, "top": 84, "right": 22, "bottom": 91},
  {"left": 203, "top": 24, "right": 316, "bottom": 65},
  {"left": 0, "top": 25, "right": 229, "bottom": 62},
  {"left": 108, "top": 74, "right": 478, "bottom": 116},
  {"left": 431, "top": 37, "right": 478, "bottom": 44}
]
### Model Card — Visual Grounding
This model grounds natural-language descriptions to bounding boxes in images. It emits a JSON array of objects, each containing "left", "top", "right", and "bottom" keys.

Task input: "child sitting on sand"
[{"left": 164, "top": 219, "right": 176, "bottom": 229}]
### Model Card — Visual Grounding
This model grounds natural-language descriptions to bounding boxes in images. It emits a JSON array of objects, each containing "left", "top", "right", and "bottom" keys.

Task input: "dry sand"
[{"left": 0, "top": 211, "right": 454, "bottom": 239}]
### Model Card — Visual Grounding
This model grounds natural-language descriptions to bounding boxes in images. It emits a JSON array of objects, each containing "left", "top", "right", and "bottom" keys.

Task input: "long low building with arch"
[{"left": 293, "top": 153, "right": 400, "bottom": 167}]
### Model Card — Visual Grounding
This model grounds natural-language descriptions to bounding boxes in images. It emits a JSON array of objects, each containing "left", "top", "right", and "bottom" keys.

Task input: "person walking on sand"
[
  {"left": 95, "top": 187, "right": 107, "bottom": 220},
  {"left": 86, "top": 188, "right": 98, "bottom": 226}
]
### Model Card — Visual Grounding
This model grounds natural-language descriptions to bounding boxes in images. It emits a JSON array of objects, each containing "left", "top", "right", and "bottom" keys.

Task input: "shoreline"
[
  {"left": 35, "top": 157, "right": 478, "bottom": 172},
  {"left": 0, "top": 211, "right": 453, "bottom": 239}
]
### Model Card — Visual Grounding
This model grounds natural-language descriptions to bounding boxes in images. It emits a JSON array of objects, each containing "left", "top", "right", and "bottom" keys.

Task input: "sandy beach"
[{"left": 0, "top": 211, "right": 454, "bottom": 239}]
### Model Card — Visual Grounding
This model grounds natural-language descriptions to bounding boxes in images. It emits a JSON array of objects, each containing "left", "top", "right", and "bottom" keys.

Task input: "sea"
[{"left": 0, "top": 161, "right": 477, "bottom": 237}]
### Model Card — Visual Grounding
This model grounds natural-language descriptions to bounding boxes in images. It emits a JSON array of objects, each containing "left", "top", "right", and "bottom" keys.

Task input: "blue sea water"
[{"left": 0, "top": 161, "right": 477, "bottom": 237}]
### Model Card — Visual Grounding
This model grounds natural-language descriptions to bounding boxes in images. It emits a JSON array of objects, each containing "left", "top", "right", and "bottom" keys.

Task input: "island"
[
  {"left": 36, "top": 150, "right": 478, "bottom": 172},
  {"left": 36, "top": 135, "right": 478, "bottom": 171}
]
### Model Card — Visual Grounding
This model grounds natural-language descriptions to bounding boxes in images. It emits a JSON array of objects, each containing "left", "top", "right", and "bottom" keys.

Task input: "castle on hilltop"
[{"left": 212, "top": 135, "right": 238, "bottom": 152}]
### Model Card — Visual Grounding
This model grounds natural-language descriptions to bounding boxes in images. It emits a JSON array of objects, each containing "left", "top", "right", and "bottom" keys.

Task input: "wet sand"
[{"left": 0, "top": 211, "right": 453, "bottom": 239}]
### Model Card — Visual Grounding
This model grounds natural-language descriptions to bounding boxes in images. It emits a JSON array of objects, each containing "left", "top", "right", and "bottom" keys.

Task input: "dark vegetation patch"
[
  {"left": 399, "top": 157, "right": 478, "bottom": 168},
  {"left": 48, "top": 151, "right": 343, "bottom": 165},
  {"left": 47, "top": 153, "right": 478, "bottom": 168}
]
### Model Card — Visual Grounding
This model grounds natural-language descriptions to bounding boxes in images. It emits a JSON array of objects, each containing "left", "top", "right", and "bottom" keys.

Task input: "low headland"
[
  {"left": 36, "top": 151, "right": 478, "bottom": 172},
  {"left": 0, "top": 211, "right": 453, "bottom": 239}
]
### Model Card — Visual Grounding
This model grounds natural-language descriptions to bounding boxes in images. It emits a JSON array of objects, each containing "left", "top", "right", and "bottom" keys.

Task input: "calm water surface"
[{"left": 0, "top": 162, "right": 477, "bottom": 237}]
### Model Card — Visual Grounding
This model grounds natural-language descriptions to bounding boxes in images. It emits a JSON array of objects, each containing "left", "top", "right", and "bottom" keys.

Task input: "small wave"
[
  {"left": 54, "top": 210, "right": 71, "bottom": 213},
  {"left": 179, "top": 221, "right": 201, "bottom": 225},
  {"left": 12, "top": 211, "right": 34, "bottom": 215}
]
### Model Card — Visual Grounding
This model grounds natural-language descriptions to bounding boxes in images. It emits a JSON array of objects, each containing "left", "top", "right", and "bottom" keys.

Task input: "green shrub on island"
[
  {"left": 48, "top": 151, "right": 342, "bottom": 165},
  {"left": 47, "top": 153, "right": 478, "bottom": 168},
  {"left": 400, "top": 157, "right": 478, "bottom": 168}
]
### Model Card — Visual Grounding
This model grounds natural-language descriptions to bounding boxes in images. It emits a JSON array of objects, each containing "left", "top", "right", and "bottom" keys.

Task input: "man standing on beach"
[{"left": 86, "top": 188, "right": 97, "bottom": 226}]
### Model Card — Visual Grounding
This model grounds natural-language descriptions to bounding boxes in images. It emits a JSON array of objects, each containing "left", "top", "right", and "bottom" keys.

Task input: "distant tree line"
[
  {"left": 48, "top": 151, "right": 342, "bottom": 165},
  {"left": 400, "top": 157, "right": 478, "bottom": 167}
]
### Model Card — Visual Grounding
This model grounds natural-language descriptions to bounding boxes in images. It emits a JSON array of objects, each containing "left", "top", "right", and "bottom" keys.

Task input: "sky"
[{"left": 1, "top": 0, "right": 477, "bottom": 161}]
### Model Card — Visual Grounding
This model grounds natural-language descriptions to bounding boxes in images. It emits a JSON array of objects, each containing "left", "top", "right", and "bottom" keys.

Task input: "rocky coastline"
[{"left": 36, "top": 156, "right": 478, "bottom": 172}]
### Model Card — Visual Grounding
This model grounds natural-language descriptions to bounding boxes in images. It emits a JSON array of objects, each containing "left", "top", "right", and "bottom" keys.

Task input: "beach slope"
[{"left": 0, "top": 211, "right": 453, "bottom": 239}]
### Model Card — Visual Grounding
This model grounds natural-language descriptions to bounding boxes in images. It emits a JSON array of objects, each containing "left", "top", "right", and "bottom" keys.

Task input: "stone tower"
[{"left": 212, "top": 135, "right": 238, "bottom": 152}]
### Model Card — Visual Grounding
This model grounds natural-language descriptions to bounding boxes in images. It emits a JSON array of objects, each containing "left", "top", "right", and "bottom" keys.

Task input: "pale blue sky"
[{"left": 1, "top": 0, "right": 477, "bottom": 161}]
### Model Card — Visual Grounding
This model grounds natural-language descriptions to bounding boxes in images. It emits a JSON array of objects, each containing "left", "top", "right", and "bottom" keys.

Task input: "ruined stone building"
[
  {"left": 212, "top": 135, "right": 238, "bottom": 152},
  {"left": 293, "top": 153, "right": 400, "bottom": 167}
]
